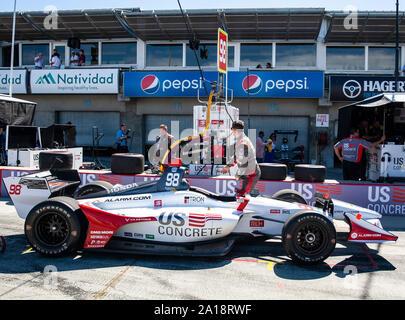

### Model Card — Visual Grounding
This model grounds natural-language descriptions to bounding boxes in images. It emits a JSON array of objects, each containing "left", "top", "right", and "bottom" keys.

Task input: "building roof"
[{"left": 0, "top": 8, "right": 404, "bottom": 43}]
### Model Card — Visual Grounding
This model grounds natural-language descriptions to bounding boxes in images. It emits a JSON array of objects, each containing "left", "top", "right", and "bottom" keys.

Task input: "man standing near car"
[
  {"left": 221, "top": 120, "right": 261, "bottom": 197},
  {"left": 334, "top": 127, "right": 385, "bottom": 181}
]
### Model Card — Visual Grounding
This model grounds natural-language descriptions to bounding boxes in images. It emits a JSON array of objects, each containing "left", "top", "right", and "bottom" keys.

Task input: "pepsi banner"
[
  {"left": 123, "top": 71, "right": 324, "bottom": 98},
  {"left": 329, "top": 75, "right": 405, "bottom": 102}
]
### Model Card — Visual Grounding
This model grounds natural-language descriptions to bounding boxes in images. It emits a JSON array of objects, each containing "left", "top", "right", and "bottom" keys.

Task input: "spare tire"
[
  {"left": 294, "top": 164, "right": 326, "bottom": 182},
  {"left": 111, "top": 153, "right": 144, "bottom": 175},
  {"left": 39, "top": 151, "right": 73, "bottom": 171},
  {"left": 259, "top": 163, "right": 287, "bottom": 181}
]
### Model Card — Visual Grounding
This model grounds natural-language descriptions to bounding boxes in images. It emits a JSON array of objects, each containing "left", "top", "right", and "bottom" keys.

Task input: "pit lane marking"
[{"left": 92, "top": 262, "right": 135, "bottom": 300}]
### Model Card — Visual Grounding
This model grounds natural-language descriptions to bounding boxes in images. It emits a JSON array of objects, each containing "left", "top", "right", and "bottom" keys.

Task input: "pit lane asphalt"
[{"left": 0, "top": 197, "right": 404, "bottom": 300}]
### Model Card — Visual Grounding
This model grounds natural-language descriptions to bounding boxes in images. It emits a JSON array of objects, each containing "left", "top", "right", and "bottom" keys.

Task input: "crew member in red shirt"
[{"left": 334, "top": 127, "right": 385, "bottom": 181}]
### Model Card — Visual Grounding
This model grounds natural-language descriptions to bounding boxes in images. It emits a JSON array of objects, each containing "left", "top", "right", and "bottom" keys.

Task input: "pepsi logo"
[
  {"left": 242, "top": 75, "right": 262, "bottom": 95},
  {"left": 141, "top": 75, "right": 160, "bottom": 94}
]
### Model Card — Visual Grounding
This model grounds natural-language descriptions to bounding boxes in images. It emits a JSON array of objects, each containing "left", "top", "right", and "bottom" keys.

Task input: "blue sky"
[{"left": 0, "top": 0, "right": 400, "bottom": 12}]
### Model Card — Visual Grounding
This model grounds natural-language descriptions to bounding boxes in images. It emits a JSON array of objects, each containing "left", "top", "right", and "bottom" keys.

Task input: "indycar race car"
[{"left": 2, "top": 163, "right": 398, "bottom": 265}]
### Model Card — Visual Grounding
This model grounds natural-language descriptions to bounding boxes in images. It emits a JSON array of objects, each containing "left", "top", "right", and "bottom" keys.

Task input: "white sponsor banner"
[
  {"left": 0, "top": 69, "right": 27, "bottom": 94},
  {"left": 30, "top": 68, "right": 119, "bottom": 94}
]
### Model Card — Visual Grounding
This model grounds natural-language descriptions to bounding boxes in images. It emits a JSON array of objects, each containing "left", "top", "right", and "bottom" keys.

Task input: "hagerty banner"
[
  {"left": 1, "top": 168, "right": 404, "bottom": 216},
  {"left": 329, "top": 75, "right": 405, "bottom": 102}
]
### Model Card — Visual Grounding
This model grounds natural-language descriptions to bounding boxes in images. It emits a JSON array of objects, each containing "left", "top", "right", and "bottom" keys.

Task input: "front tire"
[
  {"left": 74, "top": 180, "right": 113, "bottom": 199},
  {"left": 25, "top": 197, "right": 84, "bottom": 256},
  {"left": 282, "top": 210, "right": 336, "bottom": 265}
]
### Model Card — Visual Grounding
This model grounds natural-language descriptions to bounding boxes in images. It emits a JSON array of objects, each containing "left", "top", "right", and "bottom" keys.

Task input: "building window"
[
  {"left": 70, "top": 43, "right": 98, "bottom": 66},
  {"left": 1, "top": 45, "right": 19, "bottom": 67},
  {"left": 186, "top": 44, "right": 234, "bottom": 67},
  {"left": 368, "top": 47, "right": 398, "bottom": 71},
  {"left": 22, "top": 44, "right": 49, "bottom": 66},
  {"left": 326, "top": 47, "right": 365, "bottom": 70},
  {"left": 102, "top": 42, "right": 137, "bottom": 65},
  {"left": 146, "top": 44, "right": 183, "bottom": 67},
  {"left": 240, "top": 44, "right": 272, "bottom": 68},
  {"left": 276, "top": 44, "right": 316, "bottom": 67}
]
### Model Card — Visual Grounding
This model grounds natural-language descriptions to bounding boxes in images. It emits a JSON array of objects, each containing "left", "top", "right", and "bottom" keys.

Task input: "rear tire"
[
  {"left": 282, "top": 210, "right": 336, "bottom": 265},
  {"left": 25, "top": 197, "right": 84, "bottom": 256},
  {"left": 272, "top": 189, "right": 307, "bottom": 204},
  {"left": 74, "top": 180, "right": 113, "bottom": 199}
]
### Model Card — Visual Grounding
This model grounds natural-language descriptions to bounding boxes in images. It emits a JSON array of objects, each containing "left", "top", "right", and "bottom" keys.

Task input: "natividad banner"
[
  {"left": 0, "top": 69, "right": 27, "bottom": 94},
  {"left": 30, "top": 68, "right": 119, "bottom": 94}
]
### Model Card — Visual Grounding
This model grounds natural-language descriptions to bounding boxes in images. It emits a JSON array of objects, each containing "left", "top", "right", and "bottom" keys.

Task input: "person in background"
[
  {"left": 70, "top": 51, "right": 79, "bottom": 66},
  {"left": 255, "top": 131, "right": 267, "bottom": 163},
  {"left": 64, "top": 121, "right": 76, "bottom": 147},
  {"left": 115, "top": 124, "right": 128, "bottom": 153},
  {"left": 369, "top": 119, "right": 383, "bottom": 142},
  {"left": 221, "top": 120, "right": 261, "bottom": 198},
  {"left": 334, "top": 127, "right": 385, "bottom": 181},
  {"left": 0, "top": 126, "right": 7, "bottom": 165},
  {"left": 50, "top": 53, "right": 61, "bottom": 69},
  {"left": 34, "top": 53, "right": 44, "bottom": 69},
  {"left": 78, "top": 49, "right": 86, "bottom": 66},
  {"left": 256, "top": 64, "right": 262, "bottom": 69},
  {"left": 156, "top": 124, "right": 174, "bottom": 165},
  {"left": 280, "top": 137, "right": 289, "bottom": 160},
  {"left": 264, "top": 133, "right": 276, "bottom": 163},
  {"left": 266, "top": 62, "right": 272, "bottom": 69}
]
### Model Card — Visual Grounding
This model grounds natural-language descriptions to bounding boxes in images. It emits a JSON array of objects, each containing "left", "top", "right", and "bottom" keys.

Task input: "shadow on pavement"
[{"left": 0, "top": 234, "right": 396, "bottom": 281}]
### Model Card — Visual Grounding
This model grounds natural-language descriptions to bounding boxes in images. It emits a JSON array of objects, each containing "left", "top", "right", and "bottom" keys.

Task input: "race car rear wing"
[{"left": 3, "top": 169, "right": 81, "bottom": 219}]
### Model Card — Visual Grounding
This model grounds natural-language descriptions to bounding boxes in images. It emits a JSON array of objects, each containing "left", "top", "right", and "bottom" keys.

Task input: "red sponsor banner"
[{"left": 217, "top": 28, "right": 228, "bottom": 74}]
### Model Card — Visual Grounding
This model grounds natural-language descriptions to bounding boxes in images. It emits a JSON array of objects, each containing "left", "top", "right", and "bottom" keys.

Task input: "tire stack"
[
  {"left": 110, "top": 153, "right": 145, "bottom": 175},
  {"left": 259, "top": 163, "right": 288, "bottom": 181},
  {"left": 294, "top": 164, "right": 326, "bottom": 182},
  {"left": 39, "top": 151, "right": 73, "bottom": 171}
]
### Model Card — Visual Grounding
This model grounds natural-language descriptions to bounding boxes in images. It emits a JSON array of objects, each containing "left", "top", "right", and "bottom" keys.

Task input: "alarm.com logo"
[{"left": 141, "top": 75, "right": 160, "bottom": 94}]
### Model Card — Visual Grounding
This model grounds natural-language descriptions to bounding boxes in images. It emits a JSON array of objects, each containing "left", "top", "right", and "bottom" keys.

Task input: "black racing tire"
[
  {"left": 258, "top": 163, "right": 287, "bottom": 181},
  {"left": 282, "top": 210, "right": 336, "bottom": 265},
  {"left": 111, "top": 153, "right": 144, "bottom": 175},
  {"left": 39, "top": 151, "right": 73, "bottom": 171},
  {"left": 0, "top": 236, "right": 5, "bottom": 253},
  {"left": 74, "top": 180, "right": 113, "bottom": 199},
  {"left": 294, "top": 164, "right": 326, "bottom": 182},
  {"left": 272, "top": 189, "right": 307, "bottom": 204},
  {"left": 24, "top": 197, "right": 85, "bottom": 256}
]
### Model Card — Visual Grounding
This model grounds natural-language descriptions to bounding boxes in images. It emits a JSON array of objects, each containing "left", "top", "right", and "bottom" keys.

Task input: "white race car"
[{"left": 3, "top": 163, "right": 397, "bottom": 265}]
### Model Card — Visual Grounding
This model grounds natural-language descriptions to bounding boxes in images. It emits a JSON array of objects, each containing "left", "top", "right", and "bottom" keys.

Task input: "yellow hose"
[{"left": 159, "top": 89, "right": 215, "bottom": 172}]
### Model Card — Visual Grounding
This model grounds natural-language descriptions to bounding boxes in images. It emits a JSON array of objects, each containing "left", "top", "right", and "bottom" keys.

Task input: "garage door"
[
  {"left": 240, "top": 115, "right": 309, "bottom": 160},
  {"left": 145, "top": 115, "right": 193, "bottom": 144},
  {"left": 58, "top": 111, "right": 120, "bottom": 147}
]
